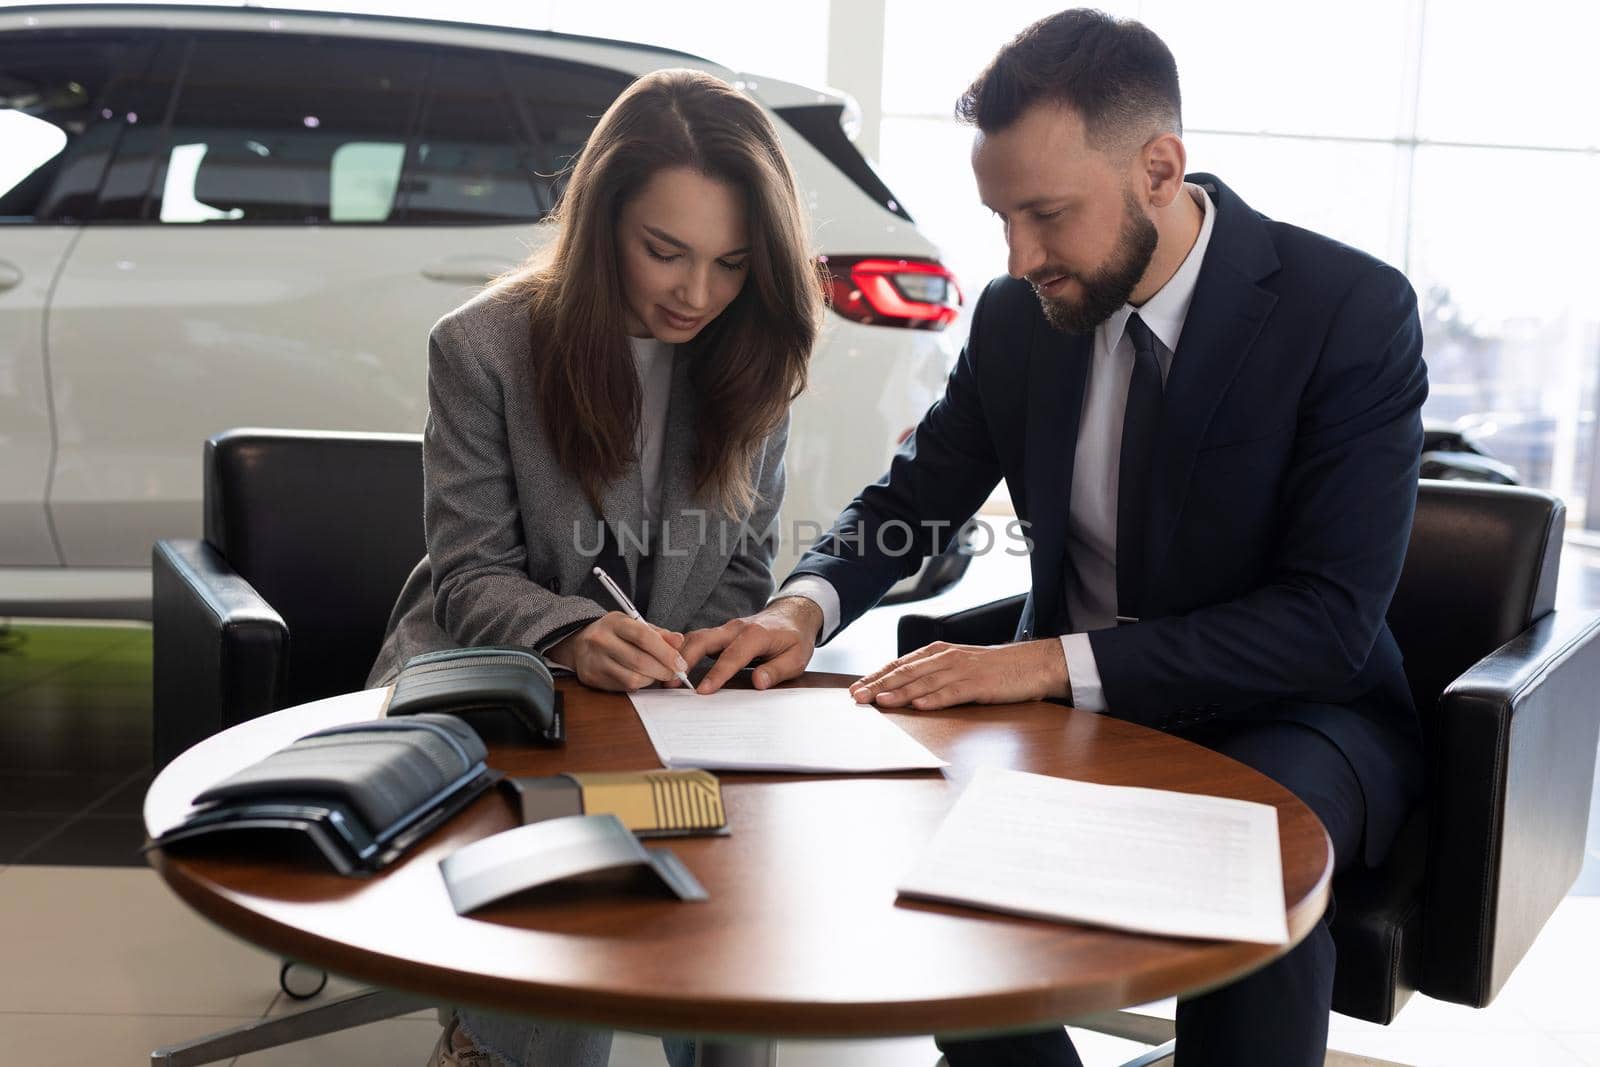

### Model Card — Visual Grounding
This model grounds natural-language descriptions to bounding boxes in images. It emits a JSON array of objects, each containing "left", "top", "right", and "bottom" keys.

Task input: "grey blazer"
[{"left": 367, "top": 285, "right": 788, "bottom": 686}]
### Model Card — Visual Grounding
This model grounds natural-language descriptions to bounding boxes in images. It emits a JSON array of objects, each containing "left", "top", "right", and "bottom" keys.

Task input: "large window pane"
[
  {"left": 877, "top": 121, "right": 1413, "bottom": 349},
  {"left": 885, "top": 0, "right": 1412, "bottom": 139},
  {"left": 1409, "top": 146, "right": 1600, "bottom": 520},
  {"left": 1417, "top": 0, "right": 1600, "bottom": 149},
  {"left": 1182, "top": 132, "right": 1407, "bottom": 265},
  {"left": 1141, "top": 0, "right": 1413, "bottom": 139},
  {"left": 882, "top": 0, "right": 1139, "bottom": 117}
]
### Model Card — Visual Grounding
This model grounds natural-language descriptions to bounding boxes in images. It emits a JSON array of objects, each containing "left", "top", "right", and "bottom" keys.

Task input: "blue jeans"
[{"left": 459, "top": 1009, "right": 696, "bottom": 1067}]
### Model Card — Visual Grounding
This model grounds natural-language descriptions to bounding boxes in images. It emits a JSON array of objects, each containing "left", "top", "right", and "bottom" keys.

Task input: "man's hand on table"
[
  {"left": 850, "top": 639, "right": 1071, "bottom": 711},
  {"left": 679, "top": 596, "right": 823, "bottom": 693}
]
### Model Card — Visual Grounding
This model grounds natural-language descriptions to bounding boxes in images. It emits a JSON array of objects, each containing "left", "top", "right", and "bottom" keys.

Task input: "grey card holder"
[
  {"left": 439, "top": 814, "right": 708, "bottom": 914},
  {"left": 387, "top": 647, "right": 564, "bottom": 746}
]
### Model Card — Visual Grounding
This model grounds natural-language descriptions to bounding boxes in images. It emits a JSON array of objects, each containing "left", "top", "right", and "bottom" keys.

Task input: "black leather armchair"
[
  {"left": 899, "top": 481, "right": 1600, "bottom": 1059},
  {"left": 152, "top": 428, "right": 424, "bottom": 769},
  {"left": 150, "top": 429, "right": 438, "bottom": 1064}
]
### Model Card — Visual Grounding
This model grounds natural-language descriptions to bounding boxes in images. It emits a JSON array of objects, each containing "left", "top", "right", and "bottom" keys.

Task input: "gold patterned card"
[
  {"left": 568, "top": 770, "right": 726, "bottom": 835},
  {"left": 506, "top": 770, "right": 727, "bottom": 837}
]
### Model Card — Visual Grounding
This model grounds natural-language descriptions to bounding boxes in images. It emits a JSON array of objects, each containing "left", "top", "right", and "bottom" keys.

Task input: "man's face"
[{"left": 972, "top": 103, "right": 1158, "bottom": 334}]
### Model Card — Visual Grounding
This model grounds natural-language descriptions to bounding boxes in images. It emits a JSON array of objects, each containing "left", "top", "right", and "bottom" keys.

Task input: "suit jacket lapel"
[
  {"left": 1024, "top": 313, "right": 1091, "bottom": 633},
  {"left": 1142, "top": 176, "right": 1279, "bottom": 608},
  {"left": 645, "top": 353, "right": 701, "bottom": 627}
]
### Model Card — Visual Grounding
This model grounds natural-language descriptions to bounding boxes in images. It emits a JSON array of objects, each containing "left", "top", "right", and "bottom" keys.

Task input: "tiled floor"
[
  {"left": 0, "top": 622, "right": 154, "bottom": 868},
  {"left": 2, "top": 542, "right": 1599, "bottom": 1065}
]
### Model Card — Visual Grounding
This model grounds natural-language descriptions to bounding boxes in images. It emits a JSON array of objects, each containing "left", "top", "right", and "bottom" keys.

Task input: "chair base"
[
  {"left": 695, "top": 1041, "right": 777, "bottom": 1066},
  {"left": 147, "top": 984, "right": 778, "bottom": 1067},
  {"left": 1076, "top": 1010, "right": 1412, "bottom": 1067},
  {"left": 1117, "top": 1040, "right": 1176, "bottom": 1067},
  {"left": 149, "top": 988, "right": 433, "bottom": 1066},
  {"left": 148, "top": 998, "right": 1409, "bottom": 1066}
]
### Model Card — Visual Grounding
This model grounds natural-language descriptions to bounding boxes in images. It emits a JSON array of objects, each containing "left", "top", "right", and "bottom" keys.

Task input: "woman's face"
[{"left": 617, "top": 166, "right": 751, "bottom": 342}]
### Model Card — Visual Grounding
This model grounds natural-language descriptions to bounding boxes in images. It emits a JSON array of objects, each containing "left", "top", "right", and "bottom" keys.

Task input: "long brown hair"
[{"left": 500, "top": 68, "right": 824, "bottom": 517}]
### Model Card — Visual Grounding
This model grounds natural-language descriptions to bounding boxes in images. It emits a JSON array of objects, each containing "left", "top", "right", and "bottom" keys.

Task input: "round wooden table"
[{"left": 145, "top": 673, "right": 1331, "bottom": 1053}]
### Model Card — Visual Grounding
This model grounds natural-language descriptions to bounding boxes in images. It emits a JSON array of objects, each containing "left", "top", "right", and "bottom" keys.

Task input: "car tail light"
[{"left": 820, "top": 256, "right": 962, "bottom": 330}]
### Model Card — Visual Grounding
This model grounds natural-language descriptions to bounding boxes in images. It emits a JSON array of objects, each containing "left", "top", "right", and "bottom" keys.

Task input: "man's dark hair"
[{"left": 956, "top": 9, "right": 1182, "bottom": 155}]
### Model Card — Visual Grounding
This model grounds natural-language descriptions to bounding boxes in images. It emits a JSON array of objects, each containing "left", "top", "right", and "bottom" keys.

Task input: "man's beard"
[{"left": 1031, "top": 190, "right": 1159, "bottom": 335}]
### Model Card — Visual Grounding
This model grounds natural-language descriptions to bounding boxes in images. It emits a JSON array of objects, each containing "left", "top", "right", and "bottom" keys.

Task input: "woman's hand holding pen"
[{"left": 546, "top": 613, "right": 692, "bottom": 692}]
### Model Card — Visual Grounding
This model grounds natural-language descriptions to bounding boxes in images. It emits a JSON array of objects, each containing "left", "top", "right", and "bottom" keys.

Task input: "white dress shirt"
[{"left": 781, "top": 184, "right": 1216, "bottom": 713}]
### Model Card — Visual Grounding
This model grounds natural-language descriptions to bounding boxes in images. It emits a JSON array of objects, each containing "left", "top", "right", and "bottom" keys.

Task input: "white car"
[{"left": 0, "top": 3, "right": 969, "bottom": 619}]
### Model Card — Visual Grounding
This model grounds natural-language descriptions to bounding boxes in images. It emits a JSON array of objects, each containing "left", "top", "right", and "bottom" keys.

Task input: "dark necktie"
[{"left": 1116, "top": 313, "right": 1163, "bottom": 619}]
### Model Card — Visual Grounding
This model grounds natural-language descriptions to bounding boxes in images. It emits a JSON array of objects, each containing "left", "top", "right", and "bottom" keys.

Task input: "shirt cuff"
[
  {"left": 773, "top": 574, "right": 841, "bottom": 642},
  {"left": 1059, "top": 633, "right": 1106, "bottom": 712}
]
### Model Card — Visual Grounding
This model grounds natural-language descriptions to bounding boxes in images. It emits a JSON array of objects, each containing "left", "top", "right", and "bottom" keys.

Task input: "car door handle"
[
  {"left": 0, "top": 261, "right": 21, "bottom": 293},
  {"left": 421, "top": 257, "right": 518, "bottom": 285}
]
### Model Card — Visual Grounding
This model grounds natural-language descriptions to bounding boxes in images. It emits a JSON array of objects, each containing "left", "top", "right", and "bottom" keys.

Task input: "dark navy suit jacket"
[{"left": 791, "top": 174, "right": 1429, "bottom": 864}]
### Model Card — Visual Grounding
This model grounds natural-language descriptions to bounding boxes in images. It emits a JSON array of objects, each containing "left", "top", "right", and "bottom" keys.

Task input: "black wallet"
[
  {"left": 149, "top": 714, "right": 499, "bottom": 876},
  {"left": 387, "top": 647, "right": 564, "bottom": 746}
]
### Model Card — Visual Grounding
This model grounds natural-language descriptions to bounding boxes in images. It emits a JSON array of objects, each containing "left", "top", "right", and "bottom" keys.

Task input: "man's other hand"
[
  {"left": 850, "top": 639, "right": 1070, "bottom": 710},
  {"left": 679, "top": 596, "right": 824, "bottom": 694}
]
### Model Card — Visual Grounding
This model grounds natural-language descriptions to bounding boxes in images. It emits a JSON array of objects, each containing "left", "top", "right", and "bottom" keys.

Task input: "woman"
[{"left": 365, "top": 69, "right": 824, "bottom": 1066}]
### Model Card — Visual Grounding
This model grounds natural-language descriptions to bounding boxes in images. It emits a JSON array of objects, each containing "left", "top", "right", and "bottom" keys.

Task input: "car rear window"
[{"left": 776, "top": 103, "right": 912, "bottom": 223}]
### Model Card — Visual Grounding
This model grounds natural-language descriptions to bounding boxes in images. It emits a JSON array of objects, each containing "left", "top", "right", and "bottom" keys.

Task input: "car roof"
[
  {"left": 0, "top": 3, "right": 723, "bottom": 71},
  {"left": 0, "top": 4, "right": 860, "bottom": 109}
]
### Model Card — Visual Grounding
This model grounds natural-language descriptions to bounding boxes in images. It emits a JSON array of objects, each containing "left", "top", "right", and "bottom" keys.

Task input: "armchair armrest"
[
  {"left": 1421, "top": 608, "right": 1600, "bottom": 1007},
  {"left": 897, "top": 593, "right": 1029, "bottom": 656},
  {"left": 152, "top": 539, "right": 289, "bottom": 769}
]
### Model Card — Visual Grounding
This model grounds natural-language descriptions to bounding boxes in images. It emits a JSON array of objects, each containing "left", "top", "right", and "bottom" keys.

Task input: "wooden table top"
[{"left": 144, "top": 673, "right": 1332, "bottom": 1041}]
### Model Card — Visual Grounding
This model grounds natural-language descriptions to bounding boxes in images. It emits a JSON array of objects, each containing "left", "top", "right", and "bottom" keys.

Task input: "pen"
[{"left": 591, "top": 565, "right": 696, "bottom": 691}]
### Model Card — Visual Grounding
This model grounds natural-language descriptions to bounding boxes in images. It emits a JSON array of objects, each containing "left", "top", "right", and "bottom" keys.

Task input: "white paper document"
[
  {"left": 627, "top": 687, "right": 949, "bottom": 773},
  {"left": 898, "top": 766, "right": 1288, "bottom": 944}
]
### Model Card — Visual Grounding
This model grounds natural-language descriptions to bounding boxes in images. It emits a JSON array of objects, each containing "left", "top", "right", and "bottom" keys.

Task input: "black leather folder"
[
  {"left": 149, "top": 714, "right": 499, "bottom": 876},
  {"left": 387, "top": 647, "right": 563, "bottom": 745}
]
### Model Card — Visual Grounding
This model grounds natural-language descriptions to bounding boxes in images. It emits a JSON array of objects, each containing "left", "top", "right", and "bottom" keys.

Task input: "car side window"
[
  {"left": 397, "top": 51, "right": 544, "bottom": 224},
  {"left": 150, "top": 34, "right": 422, "bottom": 224},
  {"left": 0, "top": 32, "right": 140, "bottom": 222},
  {"left": 500, "top": 55, "right": 630, "bottom": 203}
]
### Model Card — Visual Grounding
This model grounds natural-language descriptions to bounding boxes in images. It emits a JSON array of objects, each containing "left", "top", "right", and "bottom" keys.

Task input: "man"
[{"left": 681, "top": 10, "right": 1427, "bottom": 1066}]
